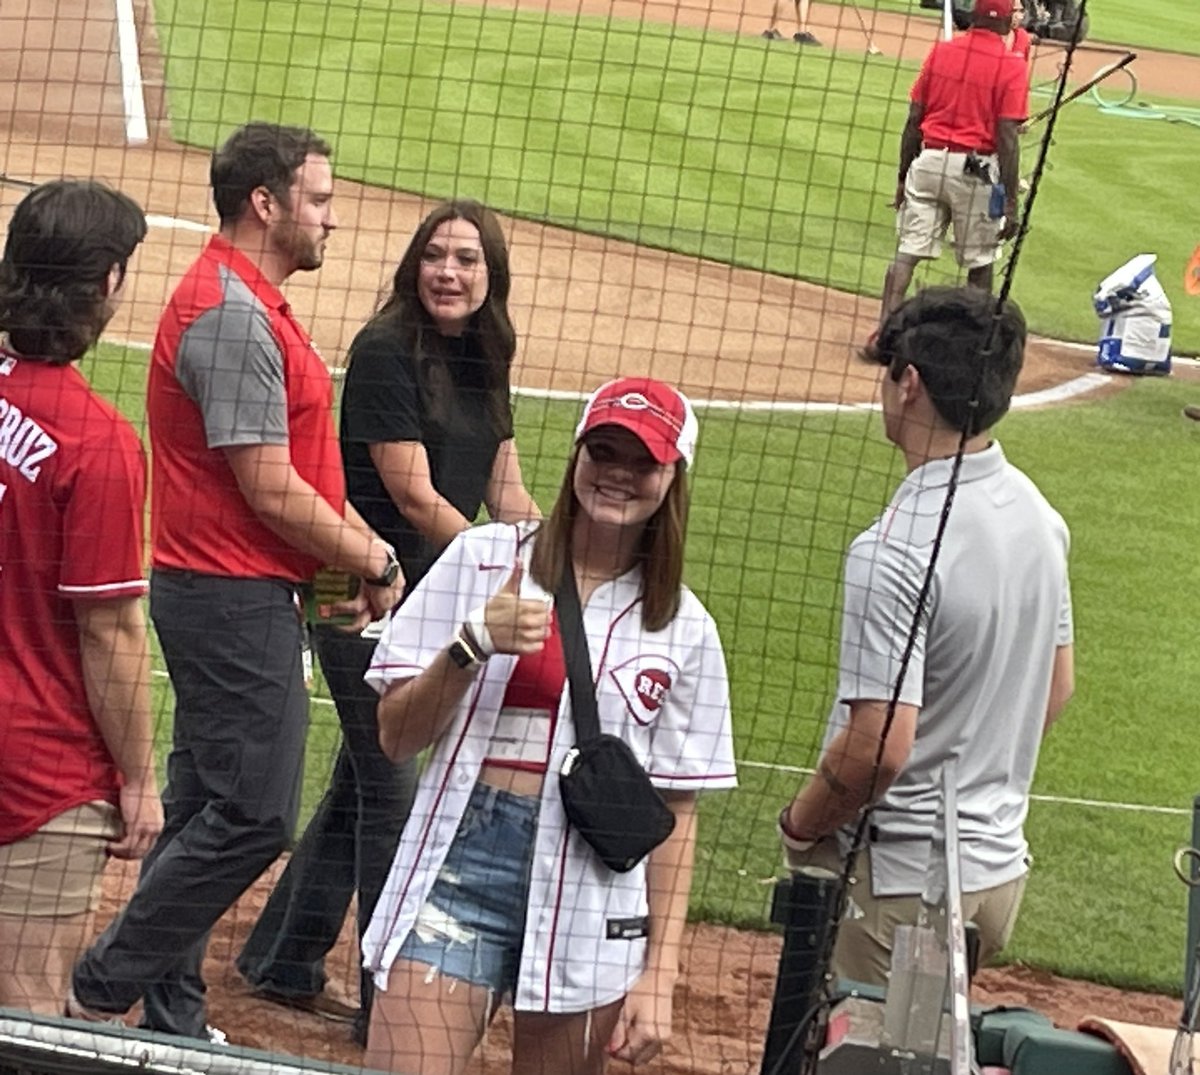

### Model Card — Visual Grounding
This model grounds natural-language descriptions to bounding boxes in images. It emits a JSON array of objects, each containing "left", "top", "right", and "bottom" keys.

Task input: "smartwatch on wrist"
[
  {"left": 447, "top": 628, "right": 486, "bottom": 670},
  {"left": 364, "top": 546, "right": 401, "bottom": 588}
]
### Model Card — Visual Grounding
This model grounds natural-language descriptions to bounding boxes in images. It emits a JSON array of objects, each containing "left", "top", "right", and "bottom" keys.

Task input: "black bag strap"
[{"left": 555, "top": 565, "right": 601, "bottom": 743}]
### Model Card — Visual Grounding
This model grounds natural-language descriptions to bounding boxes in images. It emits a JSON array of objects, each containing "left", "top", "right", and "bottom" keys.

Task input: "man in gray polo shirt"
[{"left": 779, "top": 286, "right": 1074, "bottom": 984}]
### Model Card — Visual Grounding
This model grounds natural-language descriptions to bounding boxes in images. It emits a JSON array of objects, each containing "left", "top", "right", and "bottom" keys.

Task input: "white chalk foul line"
[
  {"left": 734, "top": 758, "right": 1189, "bottom": 816},
  {"left": 145, "top": 668, "right": 1190, "bottom": 816},
  {"left": 113, "top": 0, "right": 149, "bottom": 146},
  {"left": 146, "top": 213, "right": 210, "bottom": 234},
  {"left": 319, "top": 366, "right": 1111, "bottom": 413}
]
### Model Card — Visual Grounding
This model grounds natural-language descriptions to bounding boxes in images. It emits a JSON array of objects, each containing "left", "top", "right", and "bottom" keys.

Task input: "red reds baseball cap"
[
  {"left": 575, "top": 377, "right": 698, "bottom": 469},
  {"left": 974, "top": 0, "right": 1014, "bottom": 17}
]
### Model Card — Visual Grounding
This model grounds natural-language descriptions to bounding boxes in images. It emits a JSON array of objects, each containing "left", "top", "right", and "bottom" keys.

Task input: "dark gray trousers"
[
  {"left": 236, "top": 626, "right": 417, "bottom": 1026},
  {"left": 72, "top": 570, "right": 309, "bottom": 1039}
]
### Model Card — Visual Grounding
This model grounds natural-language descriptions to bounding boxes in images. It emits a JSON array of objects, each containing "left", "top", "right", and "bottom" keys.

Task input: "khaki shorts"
[
  {"left": 791, "top": 837, "right": 1027, "bottom": 987},
  {"left": 0, "top": 802, "right": 120, "bottom": 918},
  {"left": 897, "top": 148, "right": 1003, "bottom": 270}
]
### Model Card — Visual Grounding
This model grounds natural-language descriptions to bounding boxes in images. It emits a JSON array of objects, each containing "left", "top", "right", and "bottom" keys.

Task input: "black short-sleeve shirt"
[{"left": 340, "top": 323, "right": 513, "bottom": 587}]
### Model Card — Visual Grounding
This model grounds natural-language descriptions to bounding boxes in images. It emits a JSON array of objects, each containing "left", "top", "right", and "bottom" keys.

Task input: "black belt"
[{"left": 923, "top": 141, "right": 991, "bottom": 154}]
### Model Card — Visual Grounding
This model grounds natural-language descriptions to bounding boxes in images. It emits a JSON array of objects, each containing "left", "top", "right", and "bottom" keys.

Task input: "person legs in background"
[
  {"left": 791, "top": 0, "right": 821, "bottom": 45},
  {"left": 237, "top": 625, "right": 418, "bottom": 1037},
  {"left": 70, "top": 573, "right": 309, "bottom": 1039},
  {"left": 762, "top": 0, "right": 820, "bottom": 44}
]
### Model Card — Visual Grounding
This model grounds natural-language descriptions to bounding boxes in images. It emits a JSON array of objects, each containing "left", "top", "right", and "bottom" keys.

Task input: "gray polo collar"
[{"left": 897, "top": 441, "right": 1006, "bottom": 498}]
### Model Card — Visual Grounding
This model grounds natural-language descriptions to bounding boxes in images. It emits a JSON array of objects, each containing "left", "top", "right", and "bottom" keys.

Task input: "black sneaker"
[
  {"left": 793, "top": 30, "right": 822, "bottom": 44},
  {"left": 761, "top": 27, "right": 783, "bottom": 38}
]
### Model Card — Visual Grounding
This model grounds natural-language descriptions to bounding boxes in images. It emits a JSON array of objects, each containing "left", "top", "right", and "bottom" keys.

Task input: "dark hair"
[
  {"left": 0, "top": 180, "right": 147, "bottom": 364},
  {"left": 529, "top": 446, "right": 690, "bottom": 632},
  {"left": 863, "top": 286, "right": 1026, "bottom": 435},
  {"left": 363, "top": 199, "right": 515, "bottom": 435},
  {"left": 210, "top": 122, "right": 332, "bottom": 226}
]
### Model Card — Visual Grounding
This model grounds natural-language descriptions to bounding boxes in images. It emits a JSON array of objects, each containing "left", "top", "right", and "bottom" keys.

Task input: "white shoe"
[{"left": 206, "top": 1025, "right": 229, "bottom": 1046}]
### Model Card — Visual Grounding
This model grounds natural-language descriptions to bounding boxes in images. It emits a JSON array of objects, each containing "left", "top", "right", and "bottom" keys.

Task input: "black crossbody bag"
[{"left": 555, "top": 568, "right": 676, "bottom": 873}]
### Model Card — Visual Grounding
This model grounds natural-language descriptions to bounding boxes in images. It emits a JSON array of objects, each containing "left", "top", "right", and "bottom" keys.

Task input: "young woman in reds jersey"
[{"left": 362, "top": 377, "right": 738, "bottom": 1075}]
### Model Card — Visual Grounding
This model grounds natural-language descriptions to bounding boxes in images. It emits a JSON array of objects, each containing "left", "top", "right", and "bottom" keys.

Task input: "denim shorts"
[{"left": 397, "top": 782, "right": 538, "bottom": 996}]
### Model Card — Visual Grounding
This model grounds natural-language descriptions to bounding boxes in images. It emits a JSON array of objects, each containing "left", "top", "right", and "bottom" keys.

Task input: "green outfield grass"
[
  {"left": 151, "top": 0, "right": 1200, "bottom": 352},
  {"left": 84, "top": 342, "right": 1200, "bottom": 992},
  {"left": 817, "top": 0, "right": 1200, "bottom": 57}
]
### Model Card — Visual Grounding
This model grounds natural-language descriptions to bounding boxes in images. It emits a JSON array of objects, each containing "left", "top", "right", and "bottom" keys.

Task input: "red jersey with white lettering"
[
  {"left": 148, "top": 236, "right": 345, "bottom": 582},
  {"left": 0, "top": 346, "right": 148, "bottom": 845}
]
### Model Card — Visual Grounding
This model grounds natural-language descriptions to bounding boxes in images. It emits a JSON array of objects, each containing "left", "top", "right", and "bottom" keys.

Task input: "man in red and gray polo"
[
  {"left": 878, "top": 0, "right": 1029, "bottom": 327},
  {"left": 71, "top": 122, "right": 404, "bottom": 1039}
]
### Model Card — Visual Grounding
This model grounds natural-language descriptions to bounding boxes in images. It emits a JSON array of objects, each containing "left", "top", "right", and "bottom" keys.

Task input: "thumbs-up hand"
[{"left": 484, "top": 560, "right": 552, "bottom": 655}]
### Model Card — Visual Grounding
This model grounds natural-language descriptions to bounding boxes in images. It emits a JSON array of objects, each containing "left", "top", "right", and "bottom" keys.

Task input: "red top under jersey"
[
  {"left": 148, "top": 236, "right": 345, "bottom": 582},
  {"left": 486, "top": 612, "right": 567, "bottom": 773},
  {"left": 0, "top": 347, "right": 148, "bottom": 845},
  {"left": 911, "top": 28, "right": 1029, "bottom": 153}
]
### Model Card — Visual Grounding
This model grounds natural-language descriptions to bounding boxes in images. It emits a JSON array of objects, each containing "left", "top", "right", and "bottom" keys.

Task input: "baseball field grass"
[
  {"left": 151, "top": 0, "right": 1200, "bottom": 352},
  {"left": 813, "top": 0, "right": 1200, "bottom": 57},
  {"left": 84, "top": 341, "right": 1200, "bottom": 993}
]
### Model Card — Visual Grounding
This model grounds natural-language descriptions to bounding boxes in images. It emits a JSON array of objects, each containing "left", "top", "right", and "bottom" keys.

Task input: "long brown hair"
[
  {"left": 529, "top": 445, "right": 690, "bottom": 632},
  {"left": 362, "top": 199, "right": 514, "bottom": 436}
]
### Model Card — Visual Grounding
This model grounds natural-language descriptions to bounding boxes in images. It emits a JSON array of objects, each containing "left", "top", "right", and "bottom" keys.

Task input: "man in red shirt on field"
[
  {"left": 878, "top": 0, "right": 1029, "bottom": 326},
  {"left": 70, "top": 122, "right": 405, "bottom": 1040},
  {"left": 0, "top": 180, "right": 162, "bottom": 1015}
]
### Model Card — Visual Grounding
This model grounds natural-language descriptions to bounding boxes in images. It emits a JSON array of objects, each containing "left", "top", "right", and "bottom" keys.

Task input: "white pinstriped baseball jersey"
[{"left": 362, "top": 521, "right": 737, "bottom": 1012}]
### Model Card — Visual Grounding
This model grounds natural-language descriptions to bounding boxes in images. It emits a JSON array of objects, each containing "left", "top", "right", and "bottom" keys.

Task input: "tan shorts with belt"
[
  {"left": 0, "top": 802, "right": 121, "bottom": 918},
  {"left": 790, "top": 836, "right": 1027, "bottom": 987},
  {"left": 897, "top": 148, "right": 1003, "bottom": 270}
]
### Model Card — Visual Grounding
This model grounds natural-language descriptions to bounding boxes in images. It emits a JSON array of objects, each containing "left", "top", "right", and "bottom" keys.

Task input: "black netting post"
[
  {"left": 1185, "top": 795, "right": 1200, "bottom": 997},
  {"left": 759, "top": 868, "right": 844, "bottom": 1075}
]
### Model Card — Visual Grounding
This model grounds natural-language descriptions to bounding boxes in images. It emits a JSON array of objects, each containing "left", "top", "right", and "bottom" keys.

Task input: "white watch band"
[{"left": 465, "top": 605, "right": 496, "bottom": 658}]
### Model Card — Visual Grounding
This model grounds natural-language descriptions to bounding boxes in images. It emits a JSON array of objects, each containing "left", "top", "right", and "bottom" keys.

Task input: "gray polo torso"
[{"left": 825, "top": 442, "right": 1072, "bottom": 895}]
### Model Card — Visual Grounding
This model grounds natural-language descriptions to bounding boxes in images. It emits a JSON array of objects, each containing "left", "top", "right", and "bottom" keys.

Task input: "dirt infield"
[
  {"left": 96, "top": 861, "right": 1183, "bottom": 1072},
  {"left": 5, "top": 0, "right": 1196, "bottom": 1069}
]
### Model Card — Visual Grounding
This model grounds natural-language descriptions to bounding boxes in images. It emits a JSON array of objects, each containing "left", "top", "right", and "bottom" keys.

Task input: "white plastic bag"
[{"left": 1094, "top": 253, "right": 1172, "bottom": 375}]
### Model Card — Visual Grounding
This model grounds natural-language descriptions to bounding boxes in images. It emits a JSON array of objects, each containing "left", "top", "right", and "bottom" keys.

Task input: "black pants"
[
  {"left": 72, "top": 571, "right": 309, "bottom": 1039},
  {"left": 236, "top": 626, "right": 417, "bottom": 1023}
]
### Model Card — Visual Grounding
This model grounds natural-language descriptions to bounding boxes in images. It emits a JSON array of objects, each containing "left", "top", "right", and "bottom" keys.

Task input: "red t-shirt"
[
  {"left": 911, "top": 28, "right": 1029, "bottom": 153},
  {"left": 1009, "top": 26, "right": 1033, "bottom": 60},
  {"left": 0, "top": 346, "right": 148, "bottom": 845},
  {"left": 148, "top": 236, "right": 345, "bottom": 582},
  {"left": 486, "top": 613, "right": 567, "bottom": 773}
]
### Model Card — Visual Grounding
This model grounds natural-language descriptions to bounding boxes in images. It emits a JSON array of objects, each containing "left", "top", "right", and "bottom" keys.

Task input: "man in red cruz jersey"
[
  {"left": 70, "top": 123, "right": 405, "bottom": 1040},
  {"left": 878, "top": 0, "right": 1029, "bottom": 327},
  {"left": 0, "top": 180, "right": 162, "bottom": 1016}
]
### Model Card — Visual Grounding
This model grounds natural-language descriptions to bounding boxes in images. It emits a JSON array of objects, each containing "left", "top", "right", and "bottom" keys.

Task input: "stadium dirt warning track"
[{"left": 1, "top": 0, "right": 1194, "bottom": 1067}]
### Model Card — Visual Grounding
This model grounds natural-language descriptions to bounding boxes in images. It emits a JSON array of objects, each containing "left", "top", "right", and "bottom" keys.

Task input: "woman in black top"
[{"left": 237, "top": 200, "right": 538, "bottom": 1035}]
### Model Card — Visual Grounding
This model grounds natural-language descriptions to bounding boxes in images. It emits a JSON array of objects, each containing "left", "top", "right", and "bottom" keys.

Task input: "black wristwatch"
[
  {"left": 364, "top": 547, "right": 400, "bottom": 588},
  {"left": 447, "top": 629, "right": 485, "bottom": 669}
]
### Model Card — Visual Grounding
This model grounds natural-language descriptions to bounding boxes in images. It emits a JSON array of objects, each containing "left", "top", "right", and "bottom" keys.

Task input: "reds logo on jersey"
[{"left": 608, "top": 655, "right": 680, "bottom": 725}]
